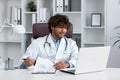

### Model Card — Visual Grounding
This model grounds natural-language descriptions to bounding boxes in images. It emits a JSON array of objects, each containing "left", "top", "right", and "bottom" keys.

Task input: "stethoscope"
[{"left": 44, "top": 35, "right": 68, "bottom": 57}]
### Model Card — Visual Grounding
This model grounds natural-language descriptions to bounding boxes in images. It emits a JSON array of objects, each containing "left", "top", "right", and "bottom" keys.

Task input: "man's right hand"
[{"left": 24, "top": 57, "right": 35, "bottom": 67}]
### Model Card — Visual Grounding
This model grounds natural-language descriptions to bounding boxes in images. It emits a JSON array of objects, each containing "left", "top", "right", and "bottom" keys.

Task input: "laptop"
[{"left": 60, "top": 46, "right": 111, "bottom": 75}]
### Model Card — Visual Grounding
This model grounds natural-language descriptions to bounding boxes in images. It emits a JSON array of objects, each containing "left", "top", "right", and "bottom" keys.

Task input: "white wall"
[{"left": 106, "top": 0, "right": 120, "bottom": 67}]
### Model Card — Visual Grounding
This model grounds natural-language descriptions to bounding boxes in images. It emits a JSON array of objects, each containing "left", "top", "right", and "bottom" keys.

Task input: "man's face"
[{"left": 51, "top": 26, "right": 67, "bottom": 40}]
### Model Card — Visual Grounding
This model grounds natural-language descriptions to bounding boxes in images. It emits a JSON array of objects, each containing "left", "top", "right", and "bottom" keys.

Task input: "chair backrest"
[{"left": 32, "top": 23, "right": 73, "bottom": 39}]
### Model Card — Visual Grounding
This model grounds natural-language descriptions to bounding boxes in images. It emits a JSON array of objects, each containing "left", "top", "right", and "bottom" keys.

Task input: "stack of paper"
[{"left": 31, "top": 57, "right": 56, "bottom": 73}]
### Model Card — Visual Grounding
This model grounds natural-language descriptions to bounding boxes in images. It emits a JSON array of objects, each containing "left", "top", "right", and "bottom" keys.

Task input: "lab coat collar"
[{"left": 47, "top": 34, "right": 56, "bottom": 49}]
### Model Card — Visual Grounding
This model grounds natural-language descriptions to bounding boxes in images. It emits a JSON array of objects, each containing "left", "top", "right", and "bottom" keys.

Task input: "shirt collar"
[{"left": 51, "top": 34, "right": 62, "bottom": 43}]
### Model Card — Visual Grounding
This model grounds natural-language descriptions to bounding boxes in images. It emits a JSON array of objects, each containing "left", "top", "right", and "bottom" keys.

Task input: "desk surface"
[{"left": 0, "top": 68, "right": 120, "bottom": 80}]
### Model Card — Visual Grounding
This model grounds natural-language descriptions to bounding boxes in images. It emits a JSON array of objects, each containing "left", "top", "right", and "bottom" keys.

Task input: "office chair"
[{"left": 32, "top": 23, "right": 73, "bottom": 39}]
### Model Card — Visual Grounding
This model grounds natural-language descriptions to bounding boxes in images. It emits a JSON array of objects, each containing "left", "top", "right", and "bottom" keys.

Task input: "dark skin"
[{"left": 24, "top": 26, "right": 70, "bottom": 69}]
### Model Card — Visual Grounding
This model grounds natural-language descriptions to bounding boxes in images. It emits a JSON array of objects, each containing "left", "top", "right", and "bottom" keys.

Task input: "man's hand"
[
  {"left": 24, "top": 57, "right": 35, "bottom": 67},
  {"left": 54, "top": 61, "right": 70, "bottom": 70}
]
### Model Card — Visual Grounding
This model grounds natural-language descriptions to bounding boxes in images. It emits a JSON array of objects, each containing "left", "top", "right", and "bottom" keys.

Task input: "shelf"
[
  {"left": 84, "top": 26, "right": 104, "bottom": 29},
  {"left": 73, "top": 32, "right": 81, "bottom": 34},
  {"left": 0, "top": 40, "right": 21, "bottom": 43},
  {"left": 54, "top": 11, "right": 81, "bottom": 14},
  {"left": 24, "top": 12, "right": 37, "bottom": 14},
  {"left": 25, "top": 31, "right": 32, "bottom": 34},
  {"left": 83, "top": 42, "right": 104, "bottom": 45},
  {"left": 0, "top": 26, "right": 10, "bottom": 28},
  {"left": 82, "top": 0, "right": 105, "bottom": 47}
]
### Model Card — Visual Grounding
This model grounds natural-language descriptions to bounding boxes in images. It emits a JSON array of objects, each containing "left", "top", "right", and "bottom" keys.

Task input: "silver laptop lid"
[{"left": 75, "top": 46, "right": 111, "bottom": 74}]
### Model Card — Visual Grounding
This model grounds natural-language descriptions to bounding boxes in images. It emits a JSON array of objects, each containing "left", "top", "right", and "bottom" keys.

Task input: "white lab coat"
[{"left": 22, "top": 34, "right": 78, "bottom": 67}]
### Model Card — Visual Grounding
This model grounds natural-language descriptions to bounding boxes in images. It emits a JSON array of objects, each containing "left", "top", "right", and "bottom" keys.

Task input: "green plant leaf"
[{"left": 27, "top": 1, "right": 36, "bottom": 11}]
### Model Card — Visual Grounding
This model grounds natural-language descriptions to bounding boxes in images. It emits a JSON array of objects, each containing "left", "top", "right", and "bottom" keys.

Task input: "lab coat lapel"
[{"left": 47, "top": 34, "right": 56, "bottom": 53}]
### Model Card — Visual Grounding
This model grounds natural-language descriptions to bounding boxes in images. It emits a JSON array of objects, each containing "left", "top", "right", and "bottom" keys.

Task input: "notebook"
[
  {"left": 60, "top": 46, "right": 111, "bottom": 75},
  {"left": 31, "top": 57, "right": 56, "bottom": 74}
]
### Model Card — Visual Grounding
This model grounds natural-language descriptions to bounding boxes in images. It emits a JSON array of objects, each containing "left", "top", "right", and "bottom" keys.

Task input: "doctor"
[{"left": 20, "top": 14, "right": 78, "bottom": 70}]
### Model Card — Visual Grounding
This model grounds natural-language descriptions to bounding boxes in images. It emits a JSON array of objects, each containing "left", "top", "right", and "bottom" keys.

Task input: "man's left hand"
[{"left": 54, "top": 61, "right": 70, "bottom": 70}]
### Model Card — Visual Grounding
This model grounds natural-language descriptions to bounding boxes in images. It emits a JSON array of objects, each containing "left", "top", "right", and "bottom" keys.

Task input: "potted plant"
[
  {"left": 113, "top": 26, "right": 120, "bottom": 48},
  {"left": 27, "top": 1, "right": 36, "bottom": 12}
]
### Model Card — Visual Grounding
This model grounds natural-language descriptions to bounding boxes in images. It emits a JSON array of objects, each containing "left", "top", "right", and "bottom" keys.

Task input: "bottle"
[
  {"left": 9, "top": 58, "right": 14, "bottom": 70},
  {"left": 5, "top": 58, "right": 9, "bottom": 70},
  {"left": 5, "top": 58, "right": 14, "bottom": 70}
]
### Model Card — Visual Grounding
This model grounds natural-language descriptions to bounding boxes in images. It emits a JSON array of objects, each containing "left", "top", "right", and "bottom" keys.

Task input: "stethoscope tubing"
[{"left": 44, "top": 35, "right": 68, "bottom": 52}]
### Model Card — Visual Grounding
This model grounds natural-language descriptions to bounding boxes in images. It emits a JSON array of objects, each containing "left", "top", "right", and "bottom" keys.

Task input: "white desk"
[{"left": 0, "top": 68, "right": 120, "bottom": 80}]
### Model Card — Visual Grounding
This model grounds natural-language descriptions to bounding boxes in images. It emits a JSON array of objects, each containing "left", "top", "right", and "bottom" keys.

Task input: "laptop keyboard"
[{"left": 67, "top": 70, "right": 75, "bottom": 73}]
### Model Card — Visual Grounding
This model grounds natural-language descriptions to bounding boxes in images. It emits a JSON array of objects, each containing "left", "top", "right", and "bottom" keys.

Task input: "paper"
[{"left": 31, "top": 57, "right": 56, "bottom": 73}]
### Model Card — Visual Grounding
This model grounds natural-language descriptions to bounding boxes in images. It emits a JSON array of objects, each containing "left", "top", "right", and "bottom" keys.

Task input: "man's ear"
[{"left": 51, "top": 27, "right": 54, "bottom": 31}]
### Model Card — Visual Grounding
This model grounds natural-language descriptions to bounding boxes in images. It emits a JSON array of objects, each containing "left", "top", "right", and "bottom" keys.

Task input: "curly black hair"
[{"left": 48, "top": 14, "right": 71, "bottom": 32}]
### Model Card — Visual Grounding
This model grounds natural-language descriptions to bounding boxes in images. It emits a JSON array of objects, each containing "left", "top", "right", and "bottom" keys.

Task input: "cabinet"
[
  {"left": 81, "top": 0, "right": 106, "bottom": 47},
  {"left": 0, "top": 0, "right": 22, "bottom": 67}
]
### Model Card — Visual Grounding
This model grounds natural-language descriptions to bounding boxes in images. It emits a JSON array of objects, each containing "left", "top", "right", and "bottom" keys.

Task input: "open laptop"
[{"left": 60, "top": 46, "right": 111, "bottom": 75}]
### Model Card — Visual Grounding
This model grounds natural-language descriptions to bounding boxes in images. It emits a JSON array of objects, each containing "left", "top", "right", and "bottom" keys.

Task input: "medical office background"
[{"left": 0, "top": 0, "right": 120, "bottom": 68}]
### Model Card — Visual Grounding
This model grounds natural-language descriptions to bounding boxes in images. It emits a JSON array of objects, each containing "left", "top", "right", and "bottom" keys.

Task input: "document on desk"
[{"left": 31, "top": 57, "right": 56, "bottom": 74}]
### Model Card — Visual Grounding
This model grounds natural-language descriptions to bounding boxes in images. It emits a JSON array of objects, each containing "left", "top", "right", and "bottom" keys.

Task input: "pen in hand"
[
  {"left": 23, "top": 58, "right": 27, "bottom": 60},
  {"left": 23, "top": 58, "right": 35, "bottom": 66}
]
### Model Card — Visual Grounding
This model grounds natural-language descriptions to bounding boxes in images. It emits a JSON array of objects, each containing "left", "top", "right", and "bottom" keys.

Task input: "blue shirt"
[{"left": 51, "top": 36, "right": 61, "bottom": 52}]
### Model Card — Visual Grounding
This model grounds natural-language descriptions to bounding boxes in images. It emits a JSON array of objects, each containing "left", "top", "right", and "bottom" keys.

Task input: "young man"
[{"left": 20, "top": 14, "right": 78, "bottom": 70}]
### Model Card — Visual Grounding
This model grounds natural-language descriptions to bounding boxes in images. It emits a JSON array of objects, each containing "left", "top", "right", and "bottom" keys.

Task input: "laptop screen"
[{"left": 60, "top": 46, "right": 111, "bottom": 74}]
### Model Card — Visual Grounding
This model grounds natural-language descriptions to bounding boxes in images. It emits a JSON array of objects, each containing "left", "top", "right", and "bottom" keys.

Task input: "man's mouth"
[{"left": 60, "top": 33, "right": 65, "bottom": 36}]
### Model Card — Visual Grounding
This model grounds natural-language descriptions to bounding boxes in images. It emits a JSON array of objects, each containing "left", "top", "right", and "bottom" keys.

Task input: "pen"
[{"left": 23, "top": 58, "right": 27, "bottom": 60}]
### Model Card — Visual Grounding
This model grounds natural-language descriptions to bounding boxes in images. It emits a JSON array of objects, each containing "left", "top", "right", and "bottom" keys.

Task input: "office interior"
[{"left": 0, "top": 0, "right": 120, "bottom": 69}]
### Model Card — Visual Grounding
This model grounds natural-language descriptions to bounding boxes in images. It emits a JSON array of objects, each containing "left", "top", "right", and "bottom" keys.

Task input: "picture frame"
[{"left": 91, "top": 13, "right": 101, "bottom": 27}]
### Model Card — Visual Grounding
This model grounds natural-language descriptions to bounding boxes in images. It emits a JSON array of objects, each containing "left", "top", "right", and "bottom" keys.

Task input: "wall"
[{"left": 106, "top": 0, "right": 120, "bottom": 67}]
